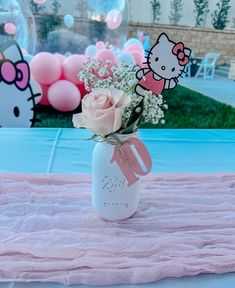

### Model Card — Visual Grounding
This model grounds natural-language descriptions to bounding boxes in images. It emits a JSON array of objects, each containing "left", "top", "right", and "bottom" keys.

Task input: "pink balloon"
[
  {"left": 39, "top": 85, "right": 50, "bottom": 106},
  {"left": 48, "top": 80, "right": 81, "bottom": 112},
  {"left": 63, "top": 55, "right": 88, "bottom": 85},
  {"left": 30, "top": 52, "right": 62, "bottom": 85},
  {"left": 4, "top": 23, "right": 17, "bottom": 35},
  {"left": 130, "top": 51, "right": 145, "bottom": 67},
  {"left": 33, "top": 0, "right": 47, "bottom": 4},
  {"left": 55, "top": 53, "right": 66, "bottom": 65},
  {"left": 124, "top": 44, "right": 145, "bottom": 57},
  {"left": 95, "top": 49, "right": 117, "bottom": 67},
  {"left": 106, "top": 9, "right": 122, "bottom": 30},
  {"left": 96, "top": 41, "right": 105, "bottom": 50}
]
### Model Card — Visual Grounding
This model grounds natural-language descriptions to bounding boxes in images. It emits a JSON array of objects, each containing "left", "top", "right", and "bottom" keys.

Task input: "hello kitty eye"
[
  {"left": 171, "top": 68, "right": 176, "bottom": 72},
  {"left": 13, "top": 106, "right": 20, "bottom": 118},
  {"left": 155, "top": 57, "right": 159, "bottom": 62}
]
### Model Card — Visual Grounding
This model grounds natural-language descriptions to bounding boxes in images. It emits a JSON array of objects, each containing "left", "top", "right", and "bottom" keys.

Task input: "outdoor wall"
[
  {"left": 129, "top": 23, "right": 235, "bottom": 64},
  {"left": 129, "top": 0, "right": 235, "bottom": 29}
]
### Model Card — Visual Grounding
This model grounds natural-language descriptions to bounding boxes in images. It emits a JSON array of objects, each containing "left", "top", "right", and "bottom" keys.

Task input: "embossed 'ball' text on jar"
[{"left": 92, "top": 133, "right": 139, "bottom": 221}]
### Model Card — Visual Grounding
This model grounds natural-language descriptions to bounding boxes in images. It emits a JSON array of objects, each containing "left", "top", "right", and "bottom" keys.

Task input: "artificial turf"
[{"left": 34, "top": 85, "right": 235, "bottom": 129}]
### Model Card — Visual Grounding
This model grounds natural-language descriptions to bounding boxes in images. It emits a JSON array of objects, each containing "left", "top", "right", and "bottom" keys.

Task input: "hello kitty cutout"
[
  {"left": 0, "top": 41, "right": 42, "bottom": 127},
  {"left": 135, "top": 33, "right": 191, "bottom": 96}
]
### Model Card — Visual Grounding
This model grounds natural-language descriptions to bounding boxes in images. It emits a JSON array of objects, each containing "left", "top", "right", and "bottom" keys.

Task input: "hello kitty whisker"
[
  {"left": 27, "top": 93, "right": 41, "bottom": 101},
  {"left": 145, "top": 50, "right": 152, "bottom": 55}
]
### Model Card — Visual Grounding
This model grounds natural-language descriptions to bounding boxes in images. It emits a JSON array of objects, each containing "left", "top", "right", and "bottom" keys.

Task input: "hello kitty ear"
[
  {"left": 184, "top": 48, "right": 191, "bottom": 57},
  {"left": 157, "top": 33, "right": 170, "bottom": 44},
  {"left": 0, "top": 41, "right": 23, "bottom": 62}
]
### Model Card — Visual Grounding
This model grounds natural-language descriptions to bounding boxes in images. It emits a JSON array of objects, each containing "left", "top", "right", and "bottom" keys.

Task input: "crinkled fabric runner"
[{"left": 0, "top": 173, "right": 235, "bottom": 286}]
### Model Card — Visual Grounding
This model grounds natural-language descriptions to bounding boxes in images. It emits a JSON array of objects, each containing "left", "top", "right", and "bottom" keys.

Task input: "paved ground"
[{"left": 179, "top": 75, "right": 235, "bottom": 108}]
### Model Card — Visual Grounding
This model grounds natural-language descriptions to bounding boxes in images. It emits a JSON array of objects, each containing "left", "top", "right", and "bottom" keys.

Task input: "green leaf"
[{"left": 85, "top": 134, "right": 98, "bottom": 141}]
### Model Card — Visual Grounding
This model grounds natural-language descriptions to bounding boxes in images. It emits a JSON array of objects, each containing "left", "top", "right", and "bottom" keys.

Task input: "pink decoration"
[
  {"left": 172, "top": 42, "right": 190, "bottom": 66},
  {"left": 0, "top": 59, "right": 30, "bottom": 90},
  {"left": 48, "top": 80, "right": 81, "bottom": 112},
  {"left": 106, "top": 9, "right": 122, "bottom": 30},
  {"left": 96, "top": 41, "right": 105, "bottom": 50},
  {"left": 95, "top": 49, "right": 117, "bottom": 67},
  {"left": 130, "top": 51, "right": 144, "bottom": 67},
  {"left": 0, "top": 173, "right": 234, "bottom": 285},
  {"left": 111, "top": 137, "right": 152, "bottom": 187},
  {"left": 63, "top": 55, "right": 88, "bottom": 85},
  {"left": 33, "top": 0, "right": 47, "bottom": 4},
  {"left": 124, "top": 44, "right": 145, "bottom": 57},
  {"left": 39, "top": 85, "right": 50, "bottom": 106},
  {"left": 55, "top": 53, "right": 66, "bottom": 65},
  {"left": 30, "top": 52, "right": 62, "bottom": 85},
  {"left": 4, "top": 23, "right": 17, "bottom": 35}
]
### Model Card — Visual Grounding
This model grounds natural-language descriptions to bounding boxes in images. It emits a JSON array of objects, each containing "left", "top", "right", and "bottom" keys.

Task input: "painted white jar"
[{"left": 92, "top": 133, "right": 139, "bottom": 221}]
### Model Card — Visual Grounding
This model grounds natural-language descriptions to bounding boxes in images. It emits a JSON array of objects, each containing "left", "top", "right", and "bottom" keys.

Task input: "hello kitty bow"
[
  {"left": 172, "top": 43, "right": 189, "bottom": 66},
  {"left": 0, "top": 59, "right": 30, "bottom": 91}
]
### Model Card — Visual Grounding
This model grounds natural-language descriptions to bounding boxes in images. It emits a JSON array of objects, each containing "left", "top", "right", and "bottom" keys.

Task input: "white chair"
[{"left": 195, "top": 53, "right": 219, "bottom": 80}]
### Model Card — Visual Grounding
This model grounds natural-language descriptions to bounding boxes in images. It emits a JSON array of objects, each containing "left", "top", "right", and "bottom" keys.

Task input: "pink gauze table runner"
[{"left": 0, "top": 173, "right": 235, "bottom": 286}]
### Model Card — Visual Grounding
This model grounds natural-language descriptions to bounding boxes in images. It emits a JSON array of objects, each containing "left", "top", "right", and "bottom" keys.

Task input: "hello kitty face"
[
  {"left": 0, "top": 41, "right": 41, "bottom": 127},
  {"left": 147, "top": 33, "right": 191, "bottom": 80}
]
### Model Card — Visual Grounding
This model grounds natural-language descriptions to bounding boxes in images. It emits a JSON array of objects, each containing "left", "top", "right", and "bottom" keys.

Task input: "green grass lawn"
[{"left": 34, "top": 85, "right": 235, "bottom": 129}]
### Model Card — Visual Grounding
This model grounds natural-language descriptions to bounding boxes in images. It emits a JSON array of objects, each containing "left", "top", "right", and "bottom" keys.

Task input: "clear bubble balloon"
[
  {"left": 88, "top": 0, "right": 126, "bottom": 14},
  {"left": 0, "top": 0, "right": 36, "bottom": 55},
  {"left": 33, "top": 0, "right": 47, "bottom": 4}
]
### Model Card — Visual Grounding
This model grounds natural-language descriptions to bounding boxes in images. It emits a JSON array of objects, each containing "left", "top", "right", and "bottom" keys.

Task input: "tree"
[
  {"left": 211, "top": 0, "right": 231, "bottom": 30},
  {"left": 51, "top": 0, "right": 61, "bottom": 15},
  {"left": 193, "top": 0, "right": 209, "bottom": 27},
  {"left": 30, "top": 0, "right": 45, "bottom": 14},
  {"left": 169, "top": 0, "right": 183, "bottom": 25},
  {"left": 151, "top": 0, "right": 161, "bottom": 23}
]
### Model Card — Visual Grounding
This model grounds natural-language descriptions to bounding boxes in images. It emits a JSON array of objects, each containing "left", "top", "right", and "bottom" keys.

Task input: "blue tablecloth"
[
  {"left": 0, "top": 128, "right": 235, "bottom": 288},
  {"left": 1, "top": 129, "right": 235, "bottom": 174}
]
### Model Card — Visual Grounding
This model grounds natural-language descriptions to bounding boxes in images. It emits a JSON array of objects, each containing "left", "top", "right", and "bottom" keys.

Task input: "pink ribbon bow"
[
  {"left": 0, "top": 59, "right": 30, "bottom": 91},
  {"left": 172, "top": 43, "right": 189, "bottom": 66}
]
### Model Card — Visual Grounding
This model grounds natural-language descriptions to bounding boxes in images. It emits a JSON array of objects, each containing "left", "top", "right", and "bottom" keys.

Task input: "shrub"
[
  {"left": 211, "top": 0, "right": 231, "bottom": 30},
  {"left": 151, "top": 0, "right": 161, "bottom": 23},
  {"left": 51, "top": 0, "right": 61, "bottom": 15},
  {"left": 193, "top": 0, "right": 209, "bottom": 27},
  {"left": 169, "top": 0, "right": 183, "bottom": 25},
  {"left": 38, "top": 14, "right": 61, "bottom": 41},
  {"left": 47, "top": 29, "right": 90, "bottom": 54},
  {"left": 29, "top": 0, "right": 45, "bottom": 14}
]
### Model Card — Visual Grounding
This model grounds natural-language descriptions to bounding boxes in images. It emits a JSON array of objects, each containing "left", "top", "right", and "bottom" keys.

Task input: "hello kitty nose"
[{"left": 161, "top": 66, "right": 166, "bottom": 71}]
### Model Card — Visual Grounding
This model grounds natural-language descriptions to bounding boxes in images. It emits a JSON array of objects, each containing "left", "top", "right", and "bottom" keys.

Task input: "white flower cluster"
[
  {"left": 79, "top": 59, "right": 168, "bottom": 128},
  {"left": 79, "top": 59, "right": 138, "bottom": 93},
  {"left": 122, "top": 90, "right": 168, "bottom": 128}
]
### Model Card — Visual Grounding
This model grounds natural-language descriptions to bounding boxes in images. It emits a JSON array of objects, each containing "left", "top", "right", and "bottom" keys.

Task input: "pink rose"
[{"left": 73, "top": 88, "right": 129, "bottom": 137}]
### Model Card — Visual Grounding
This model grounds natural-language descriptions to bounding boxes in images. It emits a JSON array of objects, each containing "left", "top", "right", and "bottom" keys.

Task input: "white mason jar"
[{"left": 92, "top": 133, "right": 139, "bottom": 221}]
